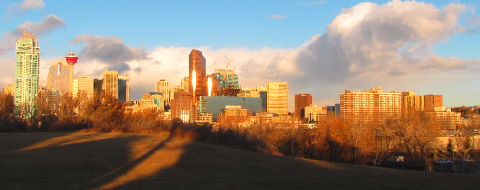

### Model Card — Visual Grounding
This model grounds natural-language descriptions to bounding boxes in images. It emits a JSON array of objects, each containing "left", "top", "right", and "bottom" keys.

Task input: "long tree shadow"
[
  {"left": 113, "top": 139, "right": 480, "bottom": 190},
  {"left": 87, "top": 135, "right": 175, "bottom": 189},
  {"left": 0, "top": 132, "right": 146, "bottom": 189},
  {"left": 0, "top": 132, "right": 76, "bottom": 153},
  {"left": 2, "top": 131, "right": 480, "bottom": 190}
]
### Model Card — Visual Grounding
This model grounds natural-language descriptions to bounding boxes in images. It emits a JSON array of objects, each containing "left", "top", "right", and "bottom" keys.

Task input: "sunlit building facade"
[
  {"left": 102, "top": 70, "right": 118, "bottom": 98},
  {"left": 72, "top": 76, "right": 94, "bottom": 98},
  {"left": 212, "top": 69, "right": 239, "bottom": 89},
  {"left": 401, "top": 91, "right": 424, "bottom": 118},
  {"left": 189, "top": 49, "right": 207, "bottom": 97},
  {"left": 340, "top": 88, "right": 401, "bottom": 124},
  {"left": 171, "top": 91, "right": 193, "bottom": 122},
  {"left": 15, "top": 31, "right": 40, "bottom": 118},
  {"left": 267, "top": 82, "right": 288, "bottom": 115},
  {"left": 304, "top": 104, "right": 327, "bottom": 122},
  {"left": 424, "top": 94, "right": 443, "bottom": 112},
  {"left": 181, "top": 77, "right": 190, "bottom": 92},
  {"left": 155, "top": 79, "right": 170, "bottom": 105},
  {"left": 295, "top": 94, "right": 312, "bottom": 120},
  {"left": 46, "top": 59, "right": 74, "bottom": 96}
]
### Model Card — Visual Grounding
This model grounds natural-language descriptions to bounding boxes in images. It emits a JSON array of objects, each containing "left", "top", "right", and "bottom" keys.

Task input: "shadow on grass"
[{"left": 1, "top": 132, "right": 479, "bottom": 190}]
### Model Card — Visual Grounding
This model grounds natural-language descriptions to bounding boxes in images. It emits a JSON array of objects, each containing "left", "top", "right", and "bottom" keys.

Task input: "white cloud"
[
  {"left": 290, "top": 0, "right": 478, "bottom": 104},
  {"left": 70, "top": 1, "right": 479, "bottom": 107},
  {"left": 21, "top": 0, "right": 45, "bottom": 10},
  {"left": 6, "top": 0, "right": 45, "bottom": 16},
  {"left": 2, "top": 1, "right": 480, "bottom": 108},
  {"left": 0, "top": 15, "right": 65, "bottom": 90},
  {"left": 0, "top": 15, "right": 65, "bottom": 55},
  {"left": 267, "top": 14, "right": 286, "bottom": 19}
]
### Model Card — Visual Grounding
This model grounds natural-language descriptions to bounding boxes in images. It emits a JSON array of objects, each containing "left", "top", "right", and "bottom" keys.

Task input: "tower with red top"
[{"left": 65, "top": 52, "right": 78, "bottom": 65}]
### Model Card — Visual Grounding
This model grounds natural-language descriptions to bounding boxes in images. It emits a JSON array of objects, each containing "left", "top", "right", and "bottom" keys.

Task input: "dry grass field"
[{"left": 0, "top": 132, "right": 478, "bottom": 190}]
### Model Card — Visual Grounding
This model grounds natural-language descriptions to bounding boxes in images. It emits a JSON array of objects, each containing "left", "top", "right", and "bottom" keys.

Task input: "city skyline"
[{"left": 1, "top": 0, "right": 480, "bottom": 108}]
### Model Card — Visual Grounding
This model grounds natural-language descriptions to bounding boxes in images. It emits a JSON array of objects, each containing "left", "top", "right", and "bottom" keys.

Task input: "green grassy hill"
[{"left": 0, "top": 132, "right": 478, "bottom": 190}]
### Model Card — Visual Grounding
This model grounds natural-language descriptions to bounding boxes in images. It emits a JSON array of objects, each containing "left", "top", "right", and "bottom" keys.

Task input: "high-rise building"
[
  {"left": 181, "top": 77, "right": 190, "bottom": 92},
  {"left": 155, "top": 79, "right": 170, "bottom": 105},
  {"left": 189, "top": 49, "right": 207, "bottom": 97},
  {"left": 102, "top": 70, "right": 118, "bottom": 98},
  {"left": 260, "top": 91, "right": 267, "bottom": 112},
  {"left": 15, "top": 31, "right": 40, "bottom": 118},
  {"left": 424, "top": 95, "right": 443, "bottom": 112},
  {"left": 118, "top": 75, "right": 129, "bottom": 102},
  {"left": 340, "top": 88, "right": 401, "bottom": 124},
  {"left": 212, "top": 69, "right": 239, "bottom": 89},
  {"left": 73, "top": 76, "right": 94, "bottom": 98},
  {"left": 46, "top": 60, "right": 74, "bottom": 96},
  {"left": 401, "top": 92, "right": 424, "bottom": 118},
  {"left": 294, "top": 94, "right": 312, "bottom": 120},
  {"left": 93, "top": 79, "right": 103, "bottom": 96},
  {"left": 171, "top": 91, "right": 193, "bottom": 122},
  {"left": 267, "top": 82, "right": 288, "bottom": 115},
  {"left": 169, "top": 85, "right": 182, "bottom": 103}
]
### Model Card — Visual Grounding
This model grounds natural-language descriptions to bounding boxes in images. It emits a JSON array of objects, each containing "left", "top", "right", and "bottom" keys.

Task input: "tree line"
[{"left": 0, "top": 91, "right": 478, "bottom": 172}]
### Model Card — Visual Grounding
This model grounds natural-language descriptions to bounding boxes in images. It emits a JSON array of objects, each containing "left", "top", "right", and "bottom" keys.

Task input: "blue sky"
[
  {"left": 1, "top": 0, "right": 480, "bottom": 107},
  {"left": 0, "top": 0, "right": 477, "bottom": 58}
]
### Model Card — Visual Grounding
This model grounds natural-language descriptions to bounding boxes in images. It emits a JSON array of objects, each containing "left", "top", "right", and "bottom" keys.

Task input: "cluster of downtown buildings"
[{"left": 1, "top": 31, "right": 469, "bottom": 133}]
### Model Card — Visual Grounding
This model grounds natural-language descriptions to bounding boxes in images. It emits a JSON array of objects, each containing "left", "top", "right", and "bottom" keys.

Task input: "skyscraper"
[
  {"left": 189, "top": 49, "right": 207, "bottom": 97},
  {"left": 118, "top": 75, "right": 130, "bottom": 102},
  {"left": 15, "top": 31, "right": 40, "bottom": 118},
  {"left": 295, "top": 94, "right": 312, "bottom": 120},
  {"left": 46, "top": 59, "right": 74, "bottom": 96},
  {"left": 102, "top": 70, "right": 119, "bottom": 98},
  {"left": 181, "top": 77, "right": 190, "bottom": 92},
  {"left": 155, "top": 79, "right": 170, "bottom": 105},
  {"left": 212, "top": 69, "right": 239, "bottom": 89},
  {"left": 340, "top": 88, "right": 401, "bottom": 124},
  {"left": 267, "top": 82, "right": 288, "bottom": 115}
]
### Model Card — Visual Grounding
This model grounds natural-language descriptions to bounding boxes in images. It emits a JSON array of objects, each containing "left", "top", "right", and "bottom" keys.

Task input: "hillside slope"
[{"left": 0, "top": 132, "right": 478, "bottom": 190}]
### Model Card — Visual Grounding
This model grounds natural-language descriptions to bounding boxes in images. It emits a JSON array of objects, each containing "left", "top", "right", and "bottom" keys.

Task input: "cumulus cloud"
[
  {"left": 3, "top": 0, "right": 476, "bottom": 107},
  {"left": 6, "top": 0, "right": 45, "bottom": 16},
  {"left": 267, "top": 14, "right": 286, "bottom": 19},
  {"left": 20, "top": 0, "right": 45, "bottom": 10},
  {"left": 290, "top": 0, "right": 478, "bottom": 98},
  {"left": 0, "top": 15, "right": 64, "bottom": 90},
  {"left": 73, "top": 1, "right": 480, "bottom": 105},
  {"left": 71, "top": 35, "right": 149, "bottom": 73},
  {"left": 0, "top": 15, "right": 65, "bottom": 55}
]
